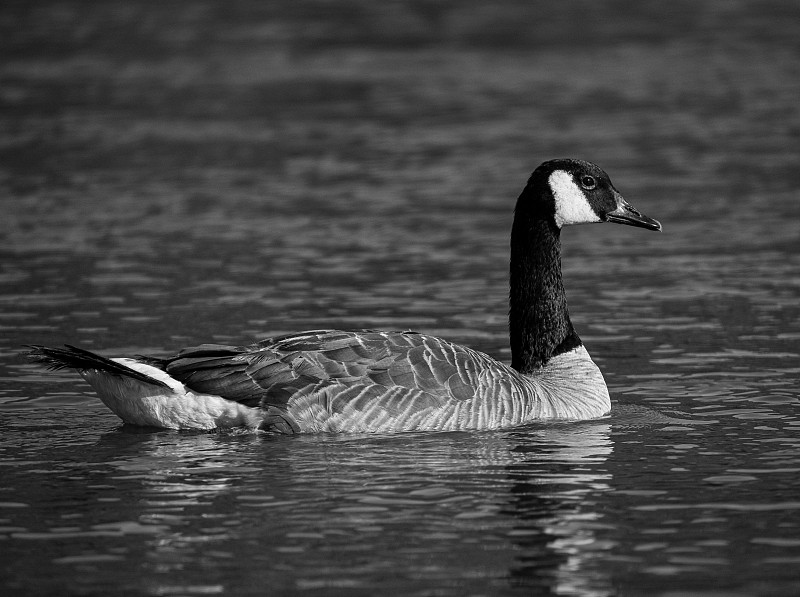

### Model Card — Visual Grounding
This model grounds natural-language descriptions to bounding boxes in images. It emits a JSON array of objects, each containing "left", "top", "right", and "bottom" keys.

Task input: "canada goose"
[{"left": 28, "top": 158, "right": 660, "bottom": 433}]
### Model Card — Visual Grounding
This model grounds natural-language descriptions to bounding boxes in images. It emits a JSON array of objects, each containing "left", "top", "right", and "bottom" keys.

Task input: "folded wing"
[{"left": 161, "top": 330, "right": 493, "bottom": 429}]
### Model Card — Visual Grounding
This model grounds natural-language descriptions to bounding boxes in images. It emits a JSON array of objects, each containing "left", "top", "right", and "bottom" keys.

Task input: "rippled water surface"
[{"left": 2, "top": 2, "right": 800, "bottom": 595}]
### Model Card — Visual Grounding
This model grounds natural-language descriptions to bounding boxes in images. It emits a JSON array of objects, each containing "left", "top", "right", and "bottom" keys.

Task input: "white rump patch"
[
  {"left": 549, "top": 170, "right": 601, "bottom": 228},
  {"left": 81, "top": 359, "right": 265, "bottom": 430}
]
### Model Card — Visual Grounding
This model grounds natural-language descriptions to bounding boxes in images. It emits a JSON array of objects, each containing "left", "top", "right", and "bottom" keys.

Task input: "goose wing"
[{"left": 163, "top": 329, "right": 492, "bottom": 414}]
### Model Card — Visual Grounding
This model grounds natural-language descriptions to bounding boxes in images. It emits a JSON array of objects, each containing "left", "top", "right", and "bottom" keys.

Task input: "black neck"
[{"left": 509, "top": 198, "right": 581, "bottom": 373}]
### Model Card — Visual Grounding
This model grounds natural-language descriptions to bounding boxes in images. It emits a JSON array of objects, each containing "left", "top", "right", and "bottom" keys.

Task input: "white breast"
[{"left": 528, "top": 345, "right": 611, "bottom": 419}]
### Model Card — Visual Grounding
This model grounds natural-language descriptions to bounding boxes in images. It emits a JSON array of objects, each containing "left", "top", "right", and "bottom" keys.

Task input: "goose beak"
[{"left": 606, "top": 193, "right": 662, "bottom": 231}]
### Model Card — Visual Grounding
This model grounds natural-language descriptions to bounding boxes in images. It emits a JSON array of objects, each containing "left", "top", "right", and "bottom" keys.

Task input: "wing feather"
[{"left": 162, "top": 330, "right": 498, "bottom": 424}]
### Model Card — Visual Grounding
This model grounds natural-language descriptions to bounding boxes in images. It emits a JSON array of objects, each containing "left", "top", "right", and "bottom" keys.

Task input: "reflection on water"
[
  {"left": 6, "top": 398, "right": 798, "bottom": 595},
  {"left": 503, "top": 424, "right": 614, "bottom": 596},
  {"left": 2, "top": 0, "right": 800, "bottom": 595},
  {"left": 1, "top": 416, "right": 617, "bottom": 595}
]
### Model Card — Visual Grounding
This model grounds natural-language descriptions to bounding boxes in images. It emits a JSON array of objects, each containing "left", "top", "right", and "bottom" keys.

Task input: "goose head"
[
  {"left": 522, "top": 158, "right": 662, "bottom": 231},
  {"left": 510, "top": 158, "right": 660, "bottom": 373}
]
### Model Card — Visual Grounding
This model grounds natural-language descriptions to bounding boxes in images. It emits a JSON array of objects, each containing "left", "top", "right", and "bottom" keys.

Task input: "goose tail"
[
  {"left": 26, "top": 345, "right": 268, "bottom": 430},
  {"left": 25, "top": 344, "right": 170, "bottom": 389}
]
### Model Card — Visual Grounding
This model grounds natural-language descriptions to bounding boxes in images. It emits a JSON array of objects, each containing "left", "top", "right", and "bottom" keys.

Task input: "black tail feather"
[{"left": 26, "top": 344, "right": 170, "bottom": 388}]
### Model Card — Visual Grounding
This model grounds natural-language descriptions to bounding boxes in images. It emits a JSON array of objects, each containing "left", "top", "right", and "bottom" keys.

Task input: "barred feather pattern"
[
  {"left": 161, "top": 330, "right": 610, "bottom": 433},
  {"left": 284, "top": 342, "right": 610, "bottom": 433}
]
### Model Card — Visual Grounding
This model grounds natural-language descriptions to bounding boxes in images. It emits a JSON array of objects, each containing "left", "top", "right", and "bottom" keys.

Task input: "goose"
[{"left": 28, "top": 158, "right": 660, "bottom": 433}]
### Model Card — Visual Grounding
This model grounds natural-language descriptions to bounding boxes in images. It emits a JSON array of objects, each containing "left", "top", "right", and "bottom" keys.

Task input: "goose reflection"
[
  {"left": 91, "top": 429, "right": 276, "bottom": 587},
  {"left": 88, "top": 424, "right": 614, "bottom": 594},
  {"left": 96, "top": 429, "right": 268, "bottom": 504},
  {"left": 502, "top": 422, "right": 614, "bottom": 596},
  {"left": 274, "top": 422, "right": 615, "bottom": 595}
]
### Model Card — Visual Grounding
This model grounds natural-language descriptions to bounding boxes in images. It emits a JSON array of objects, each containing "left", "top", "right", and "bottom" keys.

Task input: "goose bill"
[{"left": 606, "top": 198, "right": 662, "bottom": 231}]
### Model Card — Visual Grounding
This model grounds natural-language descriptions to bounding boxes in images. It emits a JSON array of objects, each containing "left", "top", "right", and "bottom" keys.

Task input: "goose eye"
[{"left": 580, "top": 175, "right": 597, "bottom": 190}]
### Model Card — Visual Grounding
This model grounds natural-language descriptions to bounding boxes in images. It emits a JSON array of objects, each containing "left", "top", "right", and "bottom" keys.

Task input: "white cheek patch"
[{"left": 549, "top": 170, "right": 602, "bottom": 227}]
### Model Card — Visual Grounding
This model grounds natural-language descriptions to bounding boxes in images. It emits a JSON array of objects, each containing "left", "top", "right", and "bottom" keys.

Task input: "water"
[{"left": 2, "top": 1, "right": 799, "bottom": 595}]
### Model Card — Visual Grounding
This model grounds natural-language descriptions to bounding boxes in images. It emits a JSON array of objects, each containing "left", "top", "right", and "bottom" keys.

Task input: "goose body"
[{"left": 28, "top": 158, "right": 661, "bottom": 433}]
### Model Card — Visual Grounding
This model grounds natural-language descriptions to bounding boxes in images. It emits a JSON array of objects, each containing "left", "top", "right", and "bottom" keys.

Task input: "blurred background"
[
  {"left": 1, "top": 0, "right": 798, "bottom": 353},
  {"left": 1, "top": 2, "right": 799, "bottom": 595}
]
